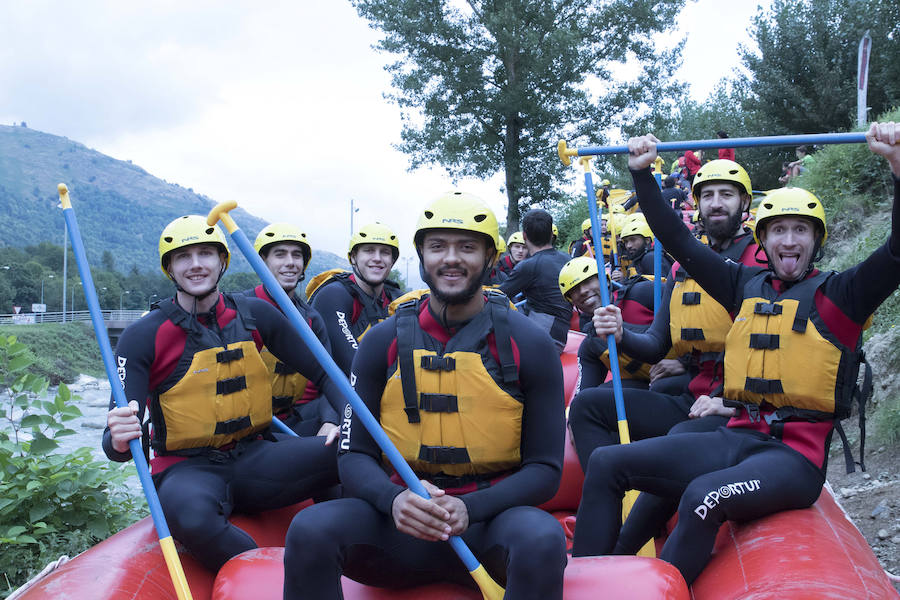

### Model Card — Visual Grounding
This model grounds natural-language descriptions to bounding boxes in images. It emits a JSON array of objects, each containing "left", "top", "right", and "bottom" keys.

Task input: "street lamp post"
[
  {"left": 149, "top": 293, "right": 159, "bottom": 309},
  {"left": 119, "top": 290, "right": 131, "bottom": 311},
  {"left": 350, "top": 198, "right": 359, "bottom": 237},
  {"left": 40, "top": 274, "right": 54, "bottom": 305}
]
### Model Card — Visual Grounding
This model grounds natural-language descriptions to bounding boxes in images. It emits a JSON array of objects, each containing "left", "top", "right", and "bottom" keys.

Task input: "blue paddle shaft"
[
  {"left": 583, "top": 168, "right": 628, "bottom": 424},
  {"left": 222, "top": 225, "right": 484, "bottom": 572},
  {"left": 653, "top": 172, "right": 663, "bottom": 316},
  {"left": 62, "top": 207, "right": 170, "bottom": 539},
  {"left": 577, "top": 132, "right": 867, "bottom": 157}
]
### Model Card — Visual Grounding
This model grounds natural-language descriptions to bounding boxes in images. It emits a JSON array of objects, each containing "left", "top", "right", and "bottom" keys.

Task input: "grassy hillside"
[
  {"left": 0, "top": 323, "right": 103, "bottom": 384},
  {"left": 0, "top": 124, "right": 347, "bottom": 275}
]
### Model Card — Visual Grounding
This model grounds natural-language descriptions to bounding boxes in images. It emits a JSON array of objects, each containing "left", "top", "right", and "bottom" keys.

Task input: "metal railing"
[{"left": 0, "top": 310, "right": 145, "bottom": 325}]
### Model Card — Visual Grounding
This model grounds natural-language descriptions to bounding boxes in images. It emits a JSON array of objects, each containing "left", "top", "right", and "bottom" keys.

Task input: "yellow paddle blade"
[
  {"left": 469, "top": 564, "right": 505, "bottom": 600},
  {"left": 622, "top": 490, "right": 657, "bottom": 558},
  {"left": 159, "top": 536, "right": 194, "bottom": 600}
]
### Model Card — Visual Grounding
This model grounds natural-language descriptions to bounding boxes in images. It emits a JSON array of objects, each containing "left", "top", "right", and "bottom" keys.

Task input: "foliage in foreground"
[{"left": 0, "top": 335, "right": 143, "bottom": 597}]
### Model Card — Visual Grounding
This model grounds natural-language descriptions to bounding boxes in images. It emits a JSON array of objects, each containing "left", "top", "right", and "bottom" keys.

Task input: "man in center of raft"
[{"left": 283, "top": 192, "right": 567, "bottom": 599}]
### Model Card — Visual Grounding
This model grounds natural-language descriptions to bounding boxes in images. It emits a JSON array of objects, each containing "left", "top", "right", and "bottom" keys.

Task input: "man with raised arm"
[{"left": 572, "top": 122, "right": 900, "bottom": 585}]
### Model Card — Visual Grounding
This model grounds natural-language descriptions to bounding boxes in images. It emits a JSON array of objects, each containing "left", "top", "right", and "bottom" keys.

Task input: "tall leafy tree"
[
  {"left": 740, "top": 0, "right": 900, "bottom": 135},
  {"left": 352, "top": 0, "right": 685, "bottom": 230}
]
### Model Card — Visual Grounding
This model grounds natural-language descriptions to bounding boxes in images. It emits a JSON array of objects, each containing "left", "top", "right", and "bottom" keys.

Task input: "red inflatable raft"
[{"left": 11, "top": 331, "right": 898, "bottom": 599}]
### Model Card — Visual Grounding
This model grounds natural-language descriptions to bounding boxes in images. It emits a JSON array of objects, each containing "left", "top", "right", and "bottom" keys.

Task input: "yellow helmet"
[
  {"left": 413, "top": 191, "right": 499, "bottom": 252},
  {"left": 497, "top": 236, "right": 507, "bottom": 254},
  {"left": 601, "top": 179, "right": 611, "bottom": 186},
  {"left": 552, "top": 223, "right": 559, "bottom": 238},
  {"left": 692, "top": 159, "right": 752, "bottom": 202},
  {"left": 349, "top": 223, "right": 400, "bottom": 262},
  {"left": 159, "top": 215, "right": 229, "bottom": 279},
  {"left": 558, "top": 256, "right": 599, "bottom": 300},
  {"left": 753, "top": 188, "right": 827, "bottom": 246},
  {"left": 619, "top": 214, "right": 653, "bottom": 240},
  {"left": 254, "top": 223, "right": 312, "bottom": 271},
  {"left": 508, "top": 231, "right": 525, "bottom": 246},
  {"left": 581, "top": 218, "right": 593, "bottom": 234}
]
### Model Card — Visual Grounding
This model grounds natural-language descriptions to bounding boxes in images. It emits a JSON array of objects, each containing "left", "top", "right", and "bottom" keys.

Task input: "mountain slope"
[{"left": 0, "top": 124, "right": 347, "bottom": 274}]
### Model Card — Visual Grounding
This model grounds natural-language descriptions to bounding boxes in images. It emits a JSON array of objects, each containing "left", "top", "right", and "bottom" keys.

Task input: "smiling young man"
[
  {"left": 103, "top": 216, "right": 346, "bottom": 572},
  {"left": 244, "top": 223, "right": 337, "bottom": 437},
  {"left": 498, "top": 230, "right": 527, "bottom": 277},
  {"left": 572, "top": 122, "right": 900, "bottom": 585},
  {"left": 307, "top": 223, "right": 402, "bottom": 375},
  {"left": 283, "top": 191, "right": 567, "bottom": 600}
]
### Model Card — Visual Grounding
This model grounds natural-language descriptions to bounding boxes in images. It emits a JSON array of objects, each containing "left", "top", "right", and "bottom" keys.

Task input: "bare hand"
[
  {"left": 649, "top": 359, "right": 686, "bottom": 382},
  {"left": 391, "top": 480, "right": 451, "bottom": 541},
  {"left": 627, "top": 134, "right": 661, "bottom": 171},
  {"left": 866, "top": 121, "right": 900, "bottom": 175},
  {"left": 107, "top": 400, "right": 141, "bottom": 454},
  {"left": 688, "top": 395, "right": 736, "bottom": 419},
  {"left": 592, "top": 304, "right": 623, "bottom": 343},
  {"left": 610, "top": 268, "right": 624, "bottom": 283},
  {"left": 317, "top": 422, "right": 339, "bottom": 445},
  {"left": 432, "top": 493, "right": 469, "bottom": 536}
]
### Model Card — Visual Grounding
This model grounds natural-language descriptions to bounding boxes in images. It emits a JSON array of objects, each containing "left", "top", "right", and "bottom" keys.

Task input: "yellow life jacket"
[
  {"left": 723, "top": 271, "right": 861, "bottom": 419},
  {"left": 380, "top": 291, "right": 524, "bottom": 479},
  {"left": 150, "top": 295, "right": 272, "bottom": 454},
  {"left": 669, "top": 234, "right": 755, "bottom": 360},
  {"left": 248, "top": 286, "right": 311, "bottom": 416}
]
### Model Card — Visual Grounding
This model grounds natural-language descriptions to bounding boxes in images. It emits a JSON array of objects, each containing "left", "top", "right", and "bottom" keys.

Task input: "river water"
[{"left": 2, "top": 374, "right": 142, "bottom": 490}]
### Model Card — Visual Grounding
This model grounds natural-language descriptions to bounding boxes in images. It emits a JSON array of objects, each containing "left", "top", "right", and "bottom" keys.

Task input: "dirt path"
[{"left": 825, "top": 425, "right": 900, "bottom": 593}]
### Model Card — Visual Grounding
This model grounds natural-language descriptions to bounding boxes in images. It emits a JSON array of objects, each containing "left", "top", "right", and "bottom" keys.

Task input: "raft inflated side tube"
[
  {"left": 58, "top": 184, "right": 193, "bottom": 600},
  {"left": 207, "top": 201, "right": 505, "bottom": 600}
]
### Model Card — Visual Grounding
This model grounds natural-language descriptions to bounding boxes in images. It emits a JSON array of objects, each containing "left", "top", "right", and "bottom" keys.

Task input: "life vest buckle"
[
  {"left": 418, "top": 445, "right": 471, "bottom": 464},
  {"left": 753, "top": 302, "right": 783, "bottom": 316},
  {"left": 216, "top": 347, "right": 244, "bottom": 363},
  {"left": 421, "top": 355, "right": 456, "bottom": 371},
  {"left": 419, "top": 393, "right": 459, "bottom": 413}
]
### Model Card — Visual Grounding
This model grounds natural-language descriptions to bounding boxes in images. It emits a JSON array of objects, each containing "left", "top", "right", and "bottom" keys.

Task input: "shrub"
[{"left": 0, "top": 335, "right": 143, "bottom": 597}]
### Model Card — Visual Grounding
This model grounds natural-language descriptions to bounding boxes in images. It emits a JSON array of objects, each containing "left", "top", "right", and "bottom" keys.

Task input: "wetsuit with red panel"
[
  {"left": 283, "top": 292, "right": 567, "bottom": 600},
  {"left": 309, "top": 272, "right": 402, "bottom": 375},
  {"left": 101, "top": 293, "right": 343, "bottom": 571},
  {"left": 571, "top": 167, "right": 900, "bottom": 584}
]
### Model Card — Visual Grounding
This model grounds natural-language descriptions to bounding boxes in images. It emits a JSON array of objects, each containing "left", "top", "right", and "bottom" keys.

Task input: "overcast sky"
[{"left": 0, "top": 0, "right": 767, "bottom": 286}]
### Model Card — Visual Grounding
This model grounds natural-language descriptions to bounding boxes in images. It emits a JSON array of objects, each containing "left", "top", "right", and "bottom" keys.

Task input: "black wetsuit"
[
  {"left": 499, "top": 248, "right": 572, "bottom": 351},
  {"left": 244, "top": 284, "right": 337, "bottom": 435},
  {"left": 309, "top": 273, "right": 401, "bottom": 376},
  {"left": 102, "top": 294, "right": 343, "bottom": 571},
  {"left": 572, "top": 168, "right": 900, "bottom": 584},
  {"left": 283, "top": 297, "right": 567, "bottom": 600}
]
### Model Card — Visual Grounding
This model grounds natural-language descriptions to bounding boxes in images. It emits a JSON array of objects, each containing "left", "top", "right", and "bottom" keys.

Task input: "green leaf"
[
  {"left": 20, "top": 414, "right": 48, "bottom": 428},
  {"left": 5, "top": 525, "right": 26, "bottom": 537},
  {"left": 8, "top": 354, "right": 33, "bottom": 373},
  {"left": 27, "top": 432, "right": 58, "bottom": 456}
]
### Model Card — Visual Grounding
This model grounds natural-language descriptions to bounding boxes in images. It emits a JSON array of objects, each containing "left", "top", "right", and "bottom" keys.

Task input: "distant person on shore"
[
  {"left": 103, "top": 215, "right": 343, "bottom": 572},
  {"left": 684, "top": 149, "right": 702, "bottom": 185},
  {"left": 782, "top": 145, "right": 815, "bottom": 184},
  {"left": 716, "top": 131, "right": 735, "bottom": 162}
]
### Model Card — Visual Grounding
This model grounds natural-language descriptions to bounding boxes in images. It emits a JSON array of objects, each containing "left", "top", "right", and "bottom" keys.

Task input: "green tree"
[
  {"left": 740, "top": 0, "right": 900, "bottom": 136},
  {"left": 352, "top": 0, "right": 685, "bottom": 231}
]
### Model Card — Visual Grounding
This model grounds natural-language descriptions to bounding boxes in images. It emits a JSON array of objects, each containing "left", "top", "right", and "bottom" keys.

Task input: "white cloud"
[{"left": 0, "top": 0, "right": 766, "bottom": 266}]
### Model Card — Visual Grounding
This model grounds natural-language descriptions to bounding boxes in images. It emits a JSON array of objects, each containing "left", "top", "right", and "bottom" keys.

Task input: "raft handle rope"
[
  {"left": 58, "top": 184, "right": 193, "bottom": 600},
  {"left": 207, "top": 200, "right": 505, "bottom": 600}
]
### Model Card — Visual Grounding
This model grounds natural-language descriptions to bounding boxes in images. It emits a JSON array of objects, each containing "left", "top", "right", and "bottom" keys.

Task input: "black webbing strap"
[
  {"left": 274, "top": 361, "right": 298, "bottom": 375},
  {"left": 214, "top": 415, "right": 252, "bottom": 435},
  {"left": 428, "top": 472, "right": 503, "bottom": 490},
  {"left": 749, "top": 333, "right": 780, "bottom": 350},
  {"left": 624, "top": 359, "right": 643, "bottom": 374},
  {"left": 216, "top": 347, "right": 244, "bottom": 363},
  {"left": 418, "top": 445, "right": 471, "bottom": 464},
  {"left": 421, "top": 355, "right": 456, "bottom": 371},
  {"left": 851, "top": 353, "right": 873, "bottom": 473},
  {"left": 216, "top": 376, "right": 247, "bottom": 395},
  {"left": 698, "top": 351, "right": 723, "bottom": 364},
  {"left": 396, "top": 304, "right": 421, "bottom": 424},
  {"left": 754, "top": 302, "right": 783, "bottom": 316},
  {"left": 834, "top": 422, "right": 857, "bottom": 474},
  {"left": 489, "top": 296, "right": 518, "bottom": 384},
  {"left": 744, "top": 377, "right": 783, "bottom": 395},
  {"left": 272, "top": 396, "right": 293, "bottom": 412},
  {"left": 681, "top": 292, "right": 701, "bottom": 305},
  {"left": 419, "top": 393, "right": 459, "bottom": 413},
  {"left": 674, "top": 269, "right": 687, "bottom": 282},
  {"left": 231, "top": 293, "right": 257, "bottom": 331},
  {"left": 680, "top": 328, "right": 705, "bottom": 341}
]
